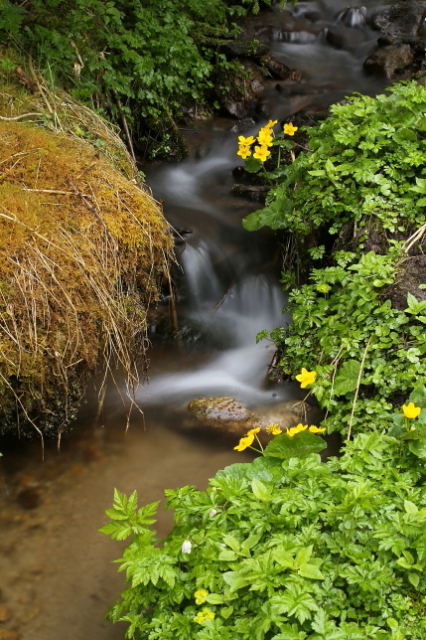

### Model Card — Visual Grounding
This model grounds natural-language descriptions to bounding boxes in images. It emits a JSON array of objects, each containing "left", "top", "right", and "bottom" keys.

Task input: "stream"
[{"left": 0, "top": 2, "right": 395, "bottom": 639}]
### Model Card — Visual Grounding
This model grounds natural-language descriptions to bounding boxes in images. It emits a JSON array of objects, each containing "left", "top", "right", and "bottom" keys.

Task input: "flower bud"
[{"left": 181, "top": 540, "right": 192, "bottom": 554}]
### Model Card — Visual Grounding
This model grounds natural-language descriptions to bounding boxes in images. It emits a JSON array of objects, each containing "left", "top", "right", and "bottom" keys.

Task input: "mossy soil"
[{"left": 0, "top": 58, "right": 174, "bottom": 441}]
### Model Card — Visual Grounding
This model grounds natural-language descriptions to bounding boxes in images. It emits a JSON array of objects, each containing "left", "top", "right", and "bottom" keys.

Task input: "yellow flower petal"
[
  {"left": 308, "top": 425, "right": 326, "bottom": 434},
  {"left": 402, "top": 402, "right": 421, "bottom": 419}
]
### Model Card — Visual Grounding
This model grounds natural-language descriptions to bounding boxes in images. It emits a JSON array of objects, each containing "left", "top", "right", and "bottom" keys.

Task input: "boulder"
[
  {"left": 372, "top": 1, "right": 426, "bottom": 40},
  {"left": 364, "top": 44, "right": 414, "bottom": 77}
]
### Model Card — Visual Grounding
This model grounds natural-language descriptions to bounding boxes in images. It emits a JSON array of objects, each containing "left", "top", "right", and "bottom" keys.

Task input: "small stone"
[
  {"left": 0, "top": 606, "right": 12, "bottom": 623},
  {"left": 16, "top": 488, "right": 40, "bottom": 510}
]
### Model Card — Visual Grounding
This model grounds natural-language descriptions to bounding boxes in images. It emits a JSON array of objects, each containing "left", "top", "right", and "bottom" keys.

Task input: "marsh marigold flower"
[
  {"left": 237, "top": 146, "right": 251, "bottom": 159},
  {"left": 194, "top": 589, "right": 208, "bottom": 605},
  {"left": 402, "top": 402, "right": 421, "bottom": 419},
  {"left": 295, "top": 367, "right": 317, "bottom": 388},
  {"left": 194, "top": 608, "right": 215, "bottom": 624},
  {"left": 238, "top": 135, "right": 255, "bottom": 146},
  {"left": 283, "top": 123, "right": 298, "bottom": 136},
  {"left": 266, "top": 119, "right": 278, "bottom": 128},
  {"left": 253, "top": 145, "right": 270, "bottom": 162},
  {"left": 287, "top": 424, "right": 308, "bottom": 437},
  {"left": 234, "top": 433, "right": 255, "bottom": 451},
  {"left": 266, "top": 423, "right": 282, "bottom": 435}
]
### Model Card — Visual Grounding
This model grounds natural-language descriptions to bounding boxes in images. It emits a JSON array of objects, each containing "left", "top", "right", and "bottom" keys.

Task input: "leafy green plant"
[
  {"left": 260, "top": 245, "right": 426, "bottom": 436},
  {"left": 242, "top": 81, "right": 426, "bottom": 241},
  {"left": 102, "top": 428, "right": 426, "bottom": 639}
]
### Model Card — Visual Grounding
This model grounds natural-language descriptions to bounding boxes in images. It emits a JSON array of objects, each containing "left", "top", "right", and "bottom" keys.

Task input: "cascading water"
[{"left": 0, "top": 3, "right": 399, "bottom": 639}]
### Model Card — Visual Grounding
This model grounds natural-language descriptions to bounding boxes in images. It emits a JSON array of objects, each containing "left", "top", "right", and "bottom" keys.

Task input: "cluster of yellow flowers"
[
  {"left": 287, "top": 423, "right": 325, "bottom": 437},
  {"left": 194, "top": 589, "right": 208, "bottom": 605},
  {"left": 236, "top": 120, "right": 298, "bottom": 162},
  {"left": 234, "top": 426, "right": 261, "bottom": 451},
  {"left": 193, "top": 607, "right": 215, "bottom": 624}
]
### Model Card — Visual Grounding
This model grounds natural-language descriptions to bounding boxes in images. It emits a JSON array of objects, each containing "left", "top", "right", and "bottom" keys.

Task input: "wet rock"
[
  {"left": 231, "top": 184, "right": 269, "bottom": 202},
  {"left": 229, "top": 117, "right": 256, "bottom": 134},
  {"left": 0, "top": 631, "right": 19, "bottom": 640},
  {"left": 0, "top": 606, "right": 12, "bottom": 623},
  {"left": 364, "top": 44, "right": 414, "bottom": 77},
  {"left": 187, "top": 397, "right": 259, "bottom": 436},
  {"left": 220, "top": 62, "right": 264, "bottom": 119},
  {"left": 220, "top": 39, "right": 269, "bottom": 59},
  {"left": 187, "top": 396, "right": 321, "bottom": 440},
  {"left": 372, "top": 1, "right": 426, "bottom": 40},
  {"left": 16, "top": 487, "right": 40, "bottom": 510},
  {"left": 260, "top": 53, "right": 296, "bottom": 80}
]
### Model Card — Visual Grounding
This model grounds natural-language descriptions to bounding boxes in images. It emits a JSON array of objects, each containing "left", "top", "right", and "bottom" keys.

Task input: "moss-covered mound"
[{"left": 0, "top": 121, "right": 173, "bottom": 440}]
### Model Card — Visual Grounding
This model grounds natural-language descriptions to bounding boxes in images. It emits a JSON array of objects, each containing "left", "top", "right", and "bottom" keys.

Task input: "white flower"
[
  {"left": 181, "top": 539, "right": 192, "bottom": 554},
  {"left": 209, "top": 509, "right": 217, "bottom": 517}
]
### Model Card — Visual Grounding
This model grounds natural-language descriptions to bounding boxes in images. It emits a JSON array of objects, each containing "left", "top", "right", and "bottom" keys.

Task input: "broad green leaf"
[
  {"left": 333, "top": 359, "right": 361, "bottom": 396},
  {"left": 264, "top": 431, "right": 326, "bottom": 460},
  {"left": 404, "top": 500, "right": 418, "bottom": 515},
  {"left": 298, "top": 563, "right": 325, "bottom": 580}
]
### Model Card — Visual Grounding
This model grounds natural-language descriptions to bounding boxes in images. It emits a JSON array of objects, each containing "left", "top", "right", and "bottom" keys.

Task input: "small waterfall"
[{"left": 336, "top": 6, "right": 367, "bottom": 28}]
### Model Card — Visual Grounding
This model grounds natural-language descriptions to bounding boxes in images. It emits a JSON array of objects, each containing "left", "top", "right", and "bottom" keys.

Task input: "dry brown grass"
[{"left": 0, "top": 115, "right": 173, "bottom": 445}]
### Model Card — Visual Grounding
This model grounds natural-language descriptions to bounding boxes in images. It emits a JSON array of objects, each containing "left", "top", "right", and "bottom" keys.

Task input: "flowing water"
[{"left": 0, "top": 2, "right": 396, "bottom": 638}]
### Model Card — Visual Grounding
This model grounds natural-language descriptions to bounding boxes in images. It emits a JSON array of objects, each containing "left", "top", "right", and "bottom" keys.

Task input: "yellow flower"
[
  {"left": 257, "top": 132, "right": 273, "bottom": 146},
  {"left": 266, "top": 423, "right": 282, "bottom": 435},
  {"left": 308, "top": 425, "right": 326, "bottom": 434},
  {"left": 194, "top": 589, "right": 208, "bottom": 605},
  {"left": 246, "top": 427, "right": 261, "bottom": 435},
  {"left": 316, "top": 284, "right": 330, "bottom": 293},
  {"left": 287, "top": 423, "right": 308, "bottom": 437},
  {"left": 194, "top": 608, "right": 215, "bottom": 624},
  {"left": 266, "top": 119, "right": 278, "bottom": 128},
  {"left": 237, "top": 145, "right": 251, "bottom": 159},
  {"left": 234, "top": 433, "right": 255, "bottom": 451},
  {"left": 253, "top": 145, "right": 270, "bottom": 162},
  {"left": 402, "top": 402, "right": 421, "bottom": 419},
  {"left": 283, "top": 123, "right": 298, "bottom": 136},
  {"left": 295, "top": 367, "right": 317, "bottom": 388},
  {"left": 238, "top": 135, "right": 255, "bottom": 146}
]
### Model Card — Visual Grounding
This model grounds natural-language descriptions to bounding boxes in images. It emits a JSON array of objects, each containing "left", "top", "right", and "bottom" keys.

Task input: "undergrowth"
[
  {"left": 0, "top": 0, "right": 285, "bottom": 157},
  {"left": 101, "top": 430, "right": 426, "bottom": 639}
]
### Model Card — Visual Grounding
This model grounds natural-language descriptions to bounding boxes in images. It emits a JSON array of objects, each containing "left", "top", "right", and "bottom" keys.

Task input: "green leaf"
[
  {"left": 333, "top": 359, "right": 361, "bottom": 396},
  {"left": 264, "top": 431, "right": 326, "bottom": 460},
  {"left": 251, "top": 478, "right": 272, "bottom": 502},
  {"left": 298, "top": 563, "right": 325, "bottom": 580},
  {"left": 404, "top": 500, "right": 419, "bottom": 515},
  {"left": 408, "top": 572, "right": 420, "bottom": 588},
  {"left": 243, "top": 156, "right": 263, "bottom": 173},
  {"left": 205, "top": 593, "right": 225, "bottom": 604},
  {"left": 295, "top": 545, "right": 313, "bottom": 568}
]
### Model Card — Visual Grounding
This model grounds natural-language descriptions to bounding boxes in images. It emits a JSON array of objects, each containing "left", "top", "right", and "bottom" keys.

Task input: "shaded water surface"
[{"left": 0, "top": 2, "right": 394, "bottom": 638}]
